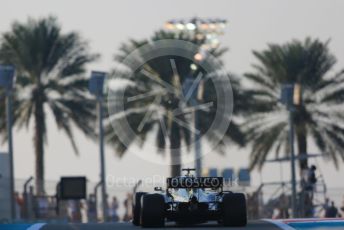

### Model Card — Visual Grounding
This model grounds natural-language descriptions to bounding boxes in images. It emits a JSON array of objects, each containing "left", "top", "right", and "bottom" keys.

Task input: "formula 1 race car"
[{"left": 132, "top": 168, "right": 247, "bottom": 227}]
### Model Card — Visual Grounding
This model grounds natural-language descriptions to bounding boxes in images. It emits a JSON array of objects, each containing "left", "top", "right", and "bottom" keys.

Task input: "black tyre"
[
  {"left": 222, "top": 193, "right": 247, "bottom": 227},
  {"left": 141, "top": 194, "right": 165, "bottom": 228},
  {"left": 132, "top": 192, "right": 146, "bottom": 226}
]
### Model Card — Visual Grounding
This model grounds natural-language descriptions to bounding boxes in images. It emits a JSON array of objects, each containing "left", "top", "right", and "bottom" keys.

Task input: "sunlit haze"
[{"left": 1, "top": 0, "right": 344, "bottom": 204}]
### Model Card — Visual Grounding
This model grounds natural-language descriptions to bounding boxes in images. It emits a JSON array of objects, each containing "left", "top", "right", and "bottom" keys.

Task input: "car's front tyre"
[{"left": 141, "top": 194, "right": 165, "bottom": 228}]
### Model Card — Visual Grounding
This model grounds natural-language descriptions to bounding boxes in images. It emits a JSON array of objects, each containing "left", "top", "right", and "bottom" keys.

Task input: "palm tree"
[
  {"left": 105, "top": 31, "right": 247, "bottom": 177},
  {"left": 244, "top": 38, "right": 344, "bottom": 174},
  {"left": 0, "top": 17, "right": 98, "bottom": 195}
]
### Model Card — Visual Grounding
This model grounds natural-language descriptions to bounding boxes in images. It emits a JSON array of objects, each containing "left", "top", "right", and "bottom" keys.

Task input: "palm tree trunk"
[
  {"left": 296, "top": 122, "right": 310, "bottom": 218},
  {"left": 296, "top": 123, "right": 308, "bottom": 174},
  {"left": 170, "top": 121, "right": 181, "bottom": 177},
  {"left": 34, "top": 90, "right": 45, "bottom": 195}
]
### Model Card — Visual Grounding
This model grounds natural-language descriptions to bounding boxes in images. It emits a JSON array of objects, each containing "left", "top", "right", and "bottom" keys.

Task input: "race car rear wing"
[{"left": 166, "top": 177, "right": 223, "bottom": 189}]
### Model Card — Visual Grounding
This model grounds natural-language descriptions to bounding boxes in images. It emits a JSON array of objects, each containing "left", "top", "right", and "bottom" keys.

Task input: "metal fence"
[
  {"left": 0, "top": 178, "right": 135, "bottom": 223},
  {"left": 0, "top": 177, "right": 342, "bottom": 223},
  {"left": 249, "top": 180, "right": 343, "bottom": 219}
]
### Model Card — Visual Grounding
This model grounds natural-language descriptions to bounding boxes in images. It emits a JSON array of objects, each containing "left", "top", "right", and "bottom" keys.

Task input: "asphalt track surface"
[{"left": 37, "top": 221, "right": 281, "bottom": 230}]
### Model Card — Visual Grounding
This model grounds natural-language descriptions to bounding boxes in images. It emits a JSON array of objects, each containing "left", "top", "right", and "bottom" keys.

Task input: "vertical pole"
[
  {"left": 194, "top": 110, "right": 202, "bottom": 177},
  {"left": 94, "top": 181, "right": 102, "bottom": 220},
  {"left": 55, "top": 182, "right": 60, "bottom": 216},
  {"left": 6, "top": 89, "right": 15, "bottom": 221},
  {"left": 289, "top": 109, "right": 297, "bottom": 218},
  {"left": 23, "top": 176, "right": 33, "bottom": 219},
  {"left": 28, "top": 186, "right": 34, "bottom": 220},
  {"left": 98, "top": 97, "right": 107, "bottom": 221}
]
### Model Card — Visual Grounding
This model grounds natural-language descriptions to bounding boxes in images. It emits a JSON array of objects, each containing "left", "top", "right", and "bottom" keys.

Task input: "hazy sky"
[{"left": 1, "top": 0, "right": 344, "bottom": 199}]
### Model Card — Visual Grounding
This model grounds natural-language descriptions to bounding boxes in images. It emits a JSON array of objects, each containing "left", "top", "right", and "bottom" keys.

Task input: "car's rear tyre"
[
  {"left": 132, "top": 192, "right": 146, "bottom": 226},
  {"left": 141, "top": 194, "right": 165, "bottom": 228},
  {"left": 222, "top": 193, "right": 247, "bottom": 227}
]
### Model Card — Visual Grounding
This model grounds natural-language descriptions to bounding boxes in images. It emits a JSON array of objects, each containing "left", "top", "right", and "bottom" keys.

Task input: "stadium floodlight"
[
  {"left": 89, "top": 71, "right": 106, "bottom": 97},
  {"left": 0, "top": 65, "right": 15, "bottom": 89},
  {"left": 165, "top": 18, "right": 227, "bottom": 177}
]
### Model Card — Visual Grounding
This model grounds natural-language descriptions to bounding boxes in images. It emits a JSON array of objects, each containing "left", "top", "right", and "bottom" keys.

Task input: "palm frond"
[{"left": 244, "top": 37, "right": 344, "bottom": 170}]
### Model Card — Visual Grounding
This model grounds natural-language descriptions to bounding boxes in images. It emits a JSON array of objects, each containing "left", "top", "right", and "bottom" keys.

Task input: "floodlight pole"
[
  {"left": 182, "top": 75, "right": 203, "bottom": 177},
  {"left": 288, "top": 107, "right": 297, "bottom": 218},
  {"left": 97, "top": 94, "right": 107, "bottom": 222},
  {"left": 194, "top": 110, "right": 202, "bottom": 177},
  {"left": 0, "top": 65, "right": 16, "bottom": 221},
  {"left": 6, "top": 88, "right": 15, "bottom": 221},
  {"left": 89, "top": 71, "right": 108, "bottom": 222},
  {"left": 94, "top": 180, "right": 102, "bottom": 219},
  {"left": 281, "top": 84, "right": 298, "bottom": 218}
]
